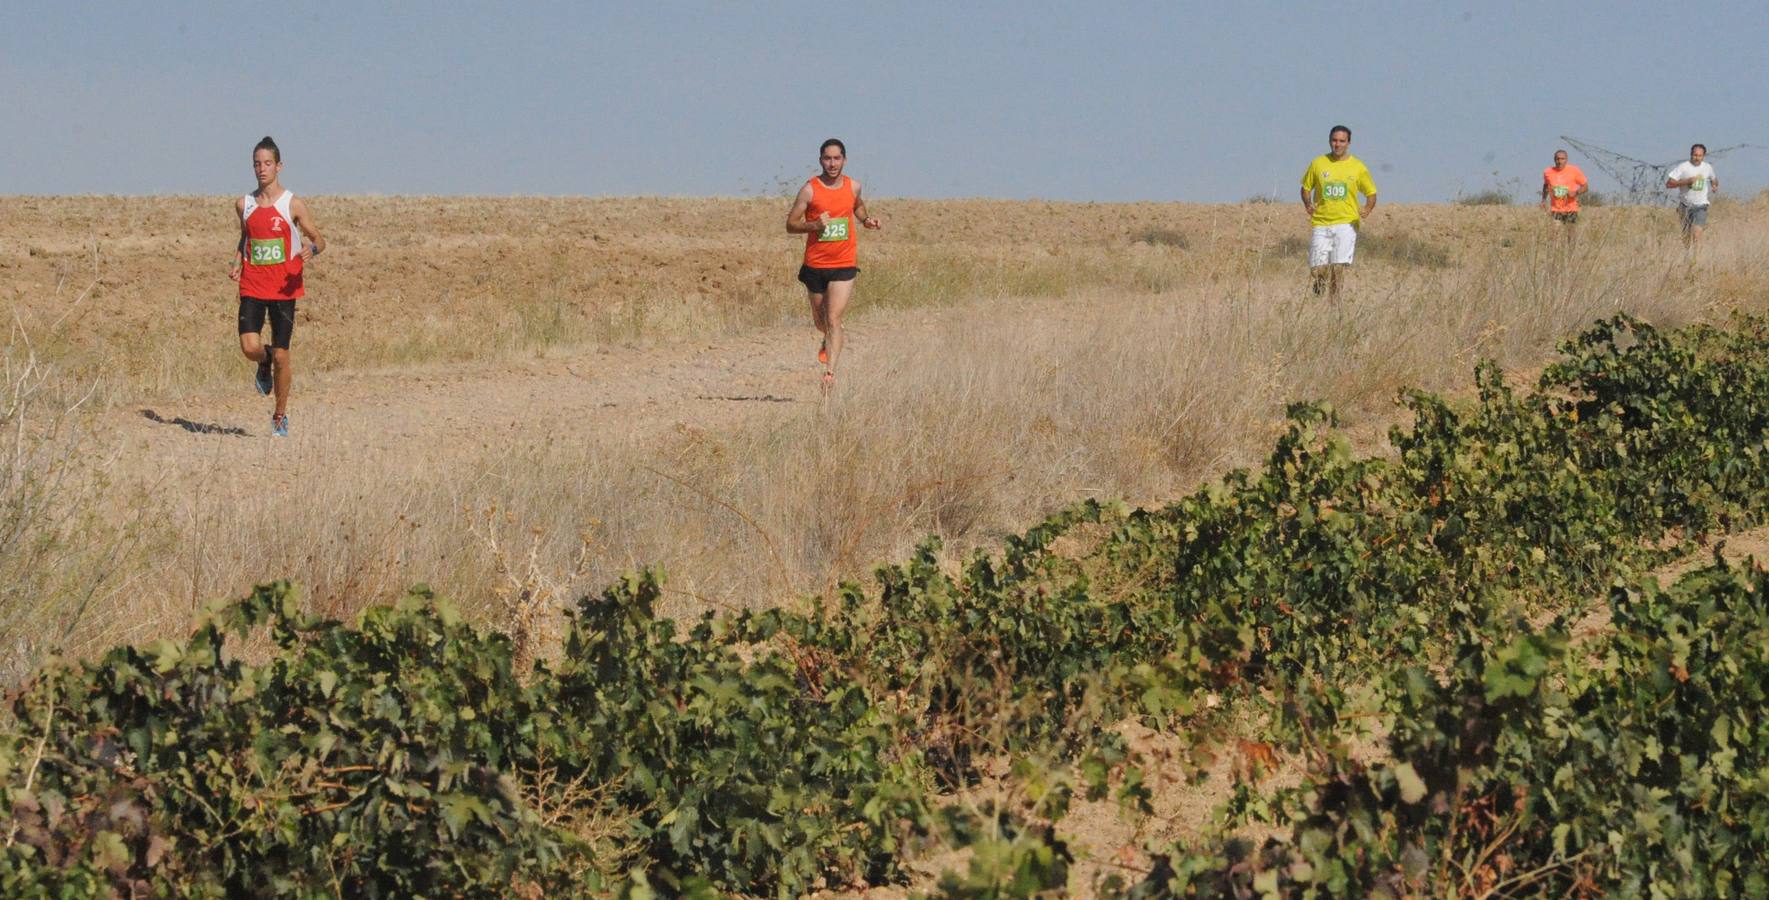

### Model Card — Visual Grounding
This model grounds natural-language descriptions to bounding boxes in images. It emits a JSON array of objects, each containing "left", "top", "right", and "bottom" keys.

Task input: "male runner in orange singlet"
[
  {"left": 1541, "top": 149, "right": 1588, "bottom": 244},
  {"left": 786, "top": 139, "right": 880, "bottom": 390}
]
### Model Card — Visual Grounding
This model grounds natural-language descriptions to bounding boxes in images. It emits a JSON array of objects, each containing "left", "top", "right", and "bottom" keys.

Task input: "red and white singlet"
[{"left": 238, "top": 190, "right": 304, "bottom": 300}]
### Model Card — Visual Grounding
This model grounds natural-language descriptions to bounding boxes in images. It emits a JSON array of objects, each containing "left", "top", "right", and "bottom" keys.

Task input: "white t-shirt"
[{"left": 1667, "top": 160, "right": 1717, "bottom": 207}]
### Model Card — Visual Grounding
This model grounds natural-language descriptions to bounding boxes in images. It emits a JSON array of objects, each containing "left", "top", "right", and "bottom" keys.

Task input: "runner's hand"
[
  {"left": 862, "top": 216, "right": 881, "bottom": 230},
  {"left": 299, "top": 244, "right": 315, "bottom": 262},
  {"left": 228, "top": 262, "right": 241, "bottom": 282}
]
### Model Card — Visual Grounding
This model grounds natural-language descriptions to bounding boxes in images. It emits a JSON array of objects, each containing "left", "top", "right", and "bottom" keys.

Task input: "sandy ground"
[
  {"left": 106, "top": 296, "right": 1037, "bottom": 491},
  {"left": 124, "top": 315, "right": 829, "bottom": 465}
]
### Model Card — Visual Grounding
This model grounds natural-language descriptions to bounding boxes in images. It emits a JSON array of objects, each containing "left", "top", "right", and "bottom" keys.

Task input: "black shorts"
[
  {"left": 797, "top": 265, "right": 859, "bottom": 294},
  {"left": 238, "top": 297, "right": 297, "bottom": 350},
  {"left": 1551, "top": 211, "right": 1579, "bottom": 224}
]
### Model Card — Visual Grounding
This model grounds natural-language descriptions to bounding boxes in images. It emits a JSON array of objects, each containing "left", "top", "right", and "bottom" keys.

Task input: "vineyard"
[{"left": 4, "top": 313, "right": 1769, "bottom": 896}]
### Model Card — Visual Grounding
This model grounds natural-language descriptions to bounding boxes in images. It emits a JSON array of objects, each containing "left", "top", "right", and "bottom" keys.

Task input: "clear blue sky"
[{"left": 4, "top": 1, "right": 1764, "bottom": 201}]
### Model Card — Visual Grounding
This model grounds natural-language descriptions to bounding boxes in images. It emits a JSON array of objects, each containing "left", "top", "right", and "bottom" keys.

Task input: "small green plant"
[{"left": 1457, "top": 188, "right": 1515, "bottom": 206}]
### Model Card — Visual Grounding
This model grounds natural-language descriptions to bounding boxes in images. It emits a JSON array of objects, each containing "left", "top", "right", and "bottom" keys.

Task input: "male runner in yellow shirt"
[{"left": 1300, "top": 125, "right": 1378, "bottom": 301}]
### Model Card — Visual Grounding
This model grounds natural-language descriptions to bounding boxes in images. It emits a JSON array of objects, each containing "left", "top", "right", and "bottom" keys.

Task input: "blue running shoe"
[
  {"left": 271, "top": 413, "right": 289, "bottom": 437},
  {"left": 255, "top": 355, "right": 273, "bottom": 396}
]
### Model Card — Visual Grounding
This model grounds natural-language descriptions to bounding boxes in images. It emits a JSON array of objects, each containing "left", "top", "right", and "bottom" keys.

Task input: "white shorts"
[{"left": 1309, "top": 223, "right": 1358, "bottom": 267}]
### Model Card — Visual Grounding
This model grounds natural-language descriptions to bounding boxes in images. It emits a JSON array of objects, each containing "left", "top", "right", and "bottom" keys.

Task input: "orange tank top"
[{"left": 803, "top": 176, "right": 858, "bottom": 269}]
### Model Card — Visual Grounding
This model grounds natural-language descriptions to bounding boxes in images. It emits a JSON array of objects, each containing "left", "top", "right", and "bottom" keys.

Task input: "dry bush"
[
  {"left": 1457, "top": 189, "right": 1515, "bottom": 206},
  {"left": 0, "top": 328, "right": 139, "bottom": 680},
  {"left": 1132, "top": 228, "right": 1190, "bottom": 249}
]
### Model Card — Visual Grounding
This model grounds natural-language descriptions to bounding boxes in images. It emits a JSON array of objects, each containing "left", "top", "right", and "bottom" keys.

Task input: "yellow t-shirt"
[{"left": 1301, "top": 154, "right": 1377, "bottom": 226}]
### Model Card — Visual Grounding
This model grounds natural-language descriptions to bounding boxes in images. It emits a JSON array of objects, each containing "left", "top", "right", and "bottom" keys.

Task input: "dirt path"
[{"left": 113, "top": 308, "right": 946, "bottom": 482}]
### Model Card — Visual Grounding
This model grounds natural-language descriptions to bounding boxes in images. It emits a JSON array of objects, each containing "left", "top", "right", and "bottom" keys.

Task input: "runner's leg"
[
  {"left": 272, "top": 349, "right": 291, "bottom": 417},
  {"left": 238, "top": 298, "right": 270, "bottom": 363},
  {"left": 1327, "top": 226, "right": 1352, "bottom": 301},
  {"left": 1308, "top": 226, "right": 1331, "bottom": 296},
  {"left": 822, "top": 278, "right": 853, "bottom": 376},
  {"left": 267, "top": 303, "right": 295, "bottom": 419},
  {"left": 239, "top": 332, "right": 269, "bottom": 363},
  {"left": 807, "top": 289, "right": 829, "bottom": 338}
]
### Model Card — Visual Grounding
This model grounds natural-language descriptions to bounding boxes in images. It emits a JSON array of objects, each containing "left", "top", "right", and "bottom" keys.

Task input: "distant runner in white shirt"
[{"left": 1665, "top": 143, "right": 1718, "bottom": 247}]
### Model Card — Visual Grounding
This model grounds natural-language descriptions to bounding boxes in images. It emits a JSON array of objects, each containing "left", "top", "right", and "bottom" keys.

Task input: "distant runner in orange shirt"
[
  {"left": 1541, "top": 149, "right": 1588, "bottom": 241},
  {"left": 785, "top": 139, "right": 880, "bottom": 391}
]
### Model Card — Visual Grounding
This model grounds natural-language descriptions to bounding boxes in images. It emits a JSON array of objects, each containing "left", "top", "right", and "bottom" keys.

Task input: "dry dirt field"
[{"left": 2, "top": 194, "right": 1767, "bottom": 676}]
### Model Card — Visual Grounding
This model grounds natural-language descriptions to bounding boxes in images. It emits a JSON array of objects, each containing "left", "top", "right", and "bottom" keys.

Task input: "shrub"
[
  {"left": 1132, "top": 228, "right": 1189, "bottom": 249},
  {"left": 9, "top": 315, "right": 1769, "bottom": 894},
  {"left": 1457, "top": 189, "right": 1515, "bottom": 206}
]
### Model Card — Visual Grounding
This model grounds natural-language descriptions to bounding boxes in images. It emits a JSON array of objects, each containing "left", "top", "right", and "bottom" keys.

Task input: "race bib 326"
[{"left": 249, "top": 238, "right": 286, "bottom": 266}]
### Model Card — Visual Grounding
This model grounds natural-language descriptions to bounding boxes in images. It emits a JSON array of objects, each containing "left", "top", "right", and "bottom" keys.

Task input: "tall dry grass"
[
  {"left": 5, "top": 195, "right": 1767, "bottom": 667},
  {"left": 520, "top": 202, "right": 1763, "bottom": 616},
  {"left": 0, "top": 196, "right": 1189, "bottom": 405},
  {"left": 0, "top": 328, "right": 143, "bottom": 681}
]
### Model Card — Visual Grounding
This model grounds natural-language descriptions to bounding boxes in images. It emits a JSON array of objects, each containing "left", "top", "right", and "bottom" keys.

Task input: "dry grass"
[
  {"left": 0, "top": 336, "right": 144, "bottom": 682},
  {"left": 0, "top": 196, "right": 1218, "bottom": 405},
  {"left": 4, "top": 195, "right": 1768, "bottom": 670}
]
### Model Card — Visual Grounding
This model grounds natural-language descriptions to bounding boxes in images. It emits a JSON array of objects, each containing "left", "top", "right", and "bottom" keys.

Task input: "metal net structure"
[{"left": 1561, "top": 136, "right": 1753, "bottom": 205}]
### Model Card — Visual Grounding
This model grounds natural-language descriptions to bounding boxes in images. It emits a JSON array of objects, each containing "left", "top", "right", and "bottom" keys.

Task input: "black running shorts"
[
  {"left": 238, "top": 297, "right": 297, "bottom": 350},
  {"left": 797, "top": 265, "right": 859, "bottom": 294}
]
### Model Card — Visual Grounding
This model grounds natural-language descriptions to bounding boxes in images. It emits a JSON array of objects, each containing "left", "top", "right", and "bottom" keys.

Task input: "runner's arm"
[
  {"left": 1299, "top": 164, "right": 1321, "bottom": 217},
  {"left": 229, "top": 196, "right": 247, "bottom": 282},
  {"left": 853, "top": 181, "right": 880, "bottom": 229},
  {"left": 1362, "top": 194, "right": 1377, "bottom": 218},
  {"left": 289, "top": 197, "right": 327, "bottom": 261},
  {"left": 786, "top": 183, "right": 825, "bottom": 234}
]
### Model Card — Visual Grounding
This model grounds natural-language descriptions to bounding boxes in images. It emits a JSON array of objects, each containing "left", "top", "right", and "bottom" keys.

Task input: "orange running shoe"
[{"left": 817, "top": 341, "right": 829, "bottom": 365}]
